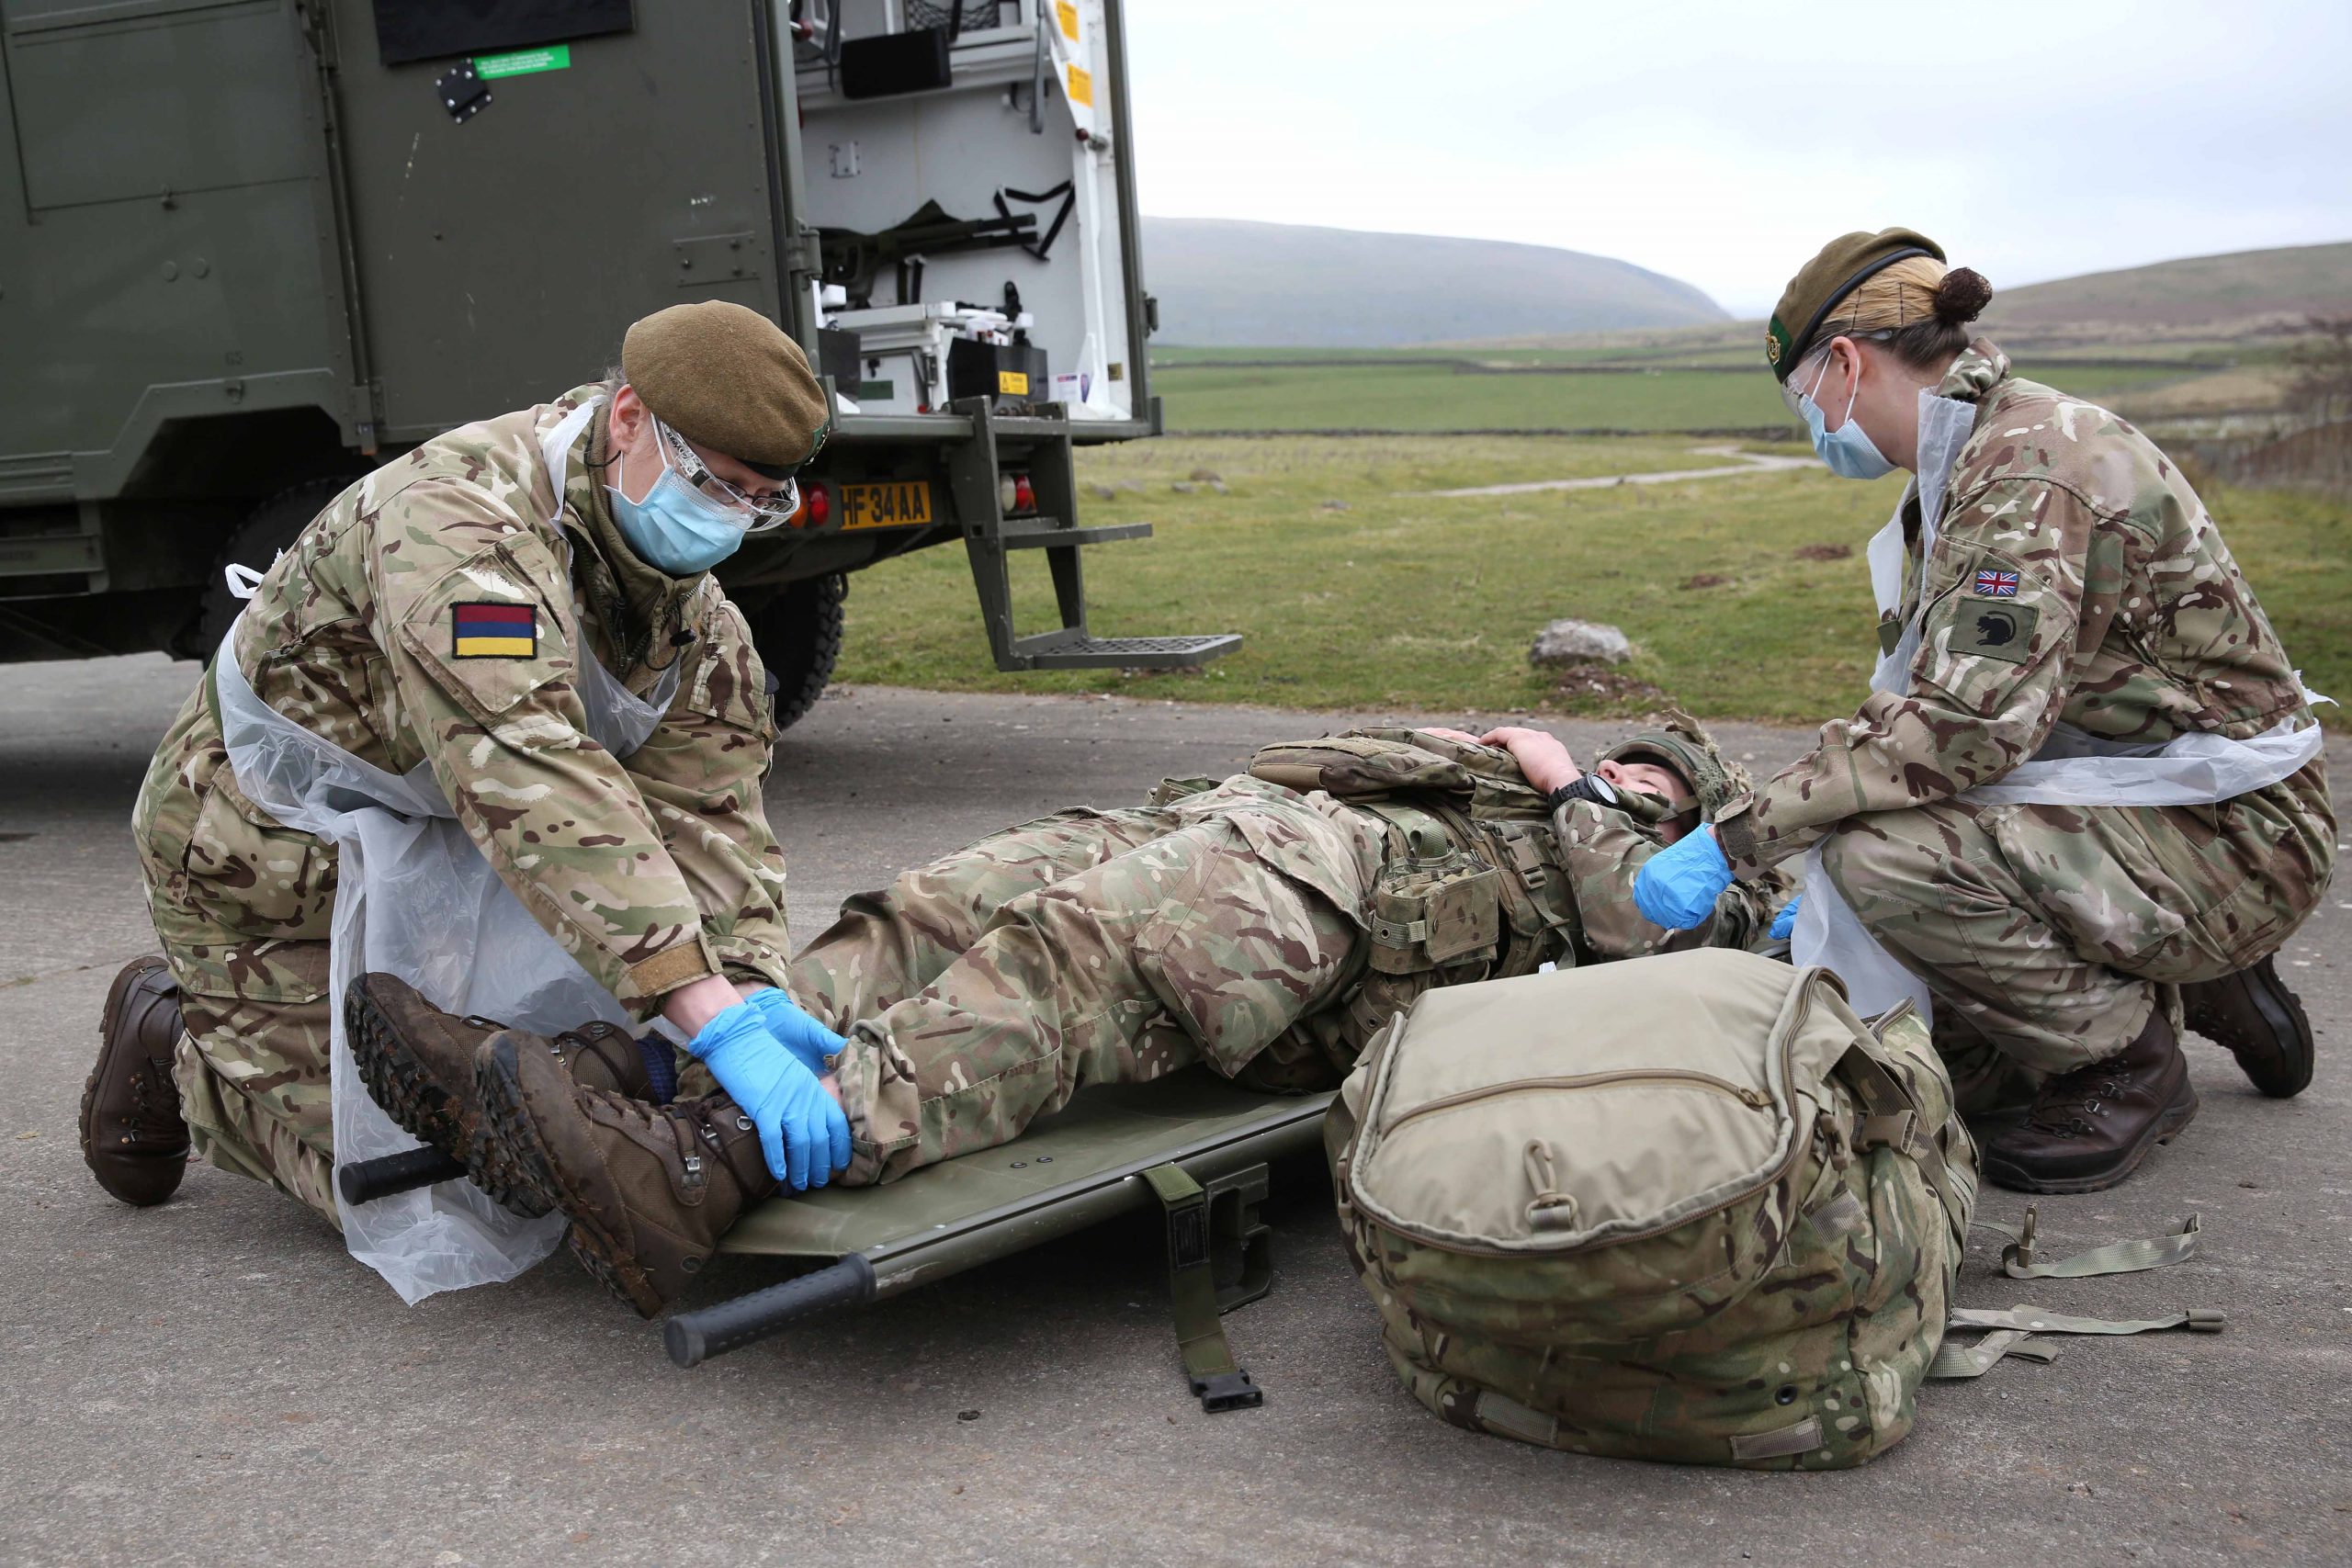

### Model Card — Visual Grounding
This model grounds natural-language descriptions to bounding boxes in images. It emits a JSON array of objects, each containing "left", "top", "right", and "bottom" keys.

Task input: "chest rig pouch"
[{"left": 1362, "top": 804, "right": 1501, "bottom": 976}]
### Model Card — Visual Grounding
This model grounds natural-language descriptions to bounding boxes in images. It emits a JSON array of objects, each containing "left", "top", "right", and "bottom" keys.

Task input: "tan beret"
[
  {"left": 1765, "top": 227, "right": 1945, "bottom": 381},
  {"left": 622, "top": 300, "right": 829, "bottom": 474}
]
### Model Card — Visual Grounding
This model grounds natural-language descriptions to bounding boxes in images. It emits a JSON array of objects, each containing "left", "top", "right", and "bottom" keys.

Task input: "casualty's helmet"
[{"left": 1600, "top": 708, "right": 1751, "bottom": 827}]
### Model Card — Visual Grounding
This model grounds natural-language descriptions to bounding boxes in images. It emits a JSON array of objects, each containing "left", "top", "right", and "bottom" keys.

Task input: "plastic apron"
[
  {"left": 1791, "top": 389, "right": 2330, "bottom": 1020},
  {"left": 213, "top": 397, "right": 684, "bottom": 1302}
]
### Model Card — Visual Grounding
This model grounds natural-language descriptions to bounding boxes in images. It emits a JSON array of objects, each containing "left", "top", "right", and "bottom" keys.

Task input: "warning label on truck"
[
  {"left": 1066, "top": 64, "right": 1093, "bottom": 107},
  {"left": 998, "top": 371, "right": 1031, "bottom": 396}
]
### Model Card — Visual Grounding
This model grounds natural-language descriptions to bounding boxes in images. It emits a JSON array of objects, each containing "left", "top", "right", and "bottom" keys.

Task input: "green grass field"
[
  {"left": 1148, "top": 359, "right": 2204, "bottom": 434},
  {"left": 833, "top": 434, "right": 2348, "bottom": 728}
]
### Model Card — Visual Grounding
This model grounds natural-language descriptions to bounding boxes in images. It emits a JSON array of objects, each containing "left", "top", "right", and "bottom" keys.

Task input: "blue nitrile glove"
[
  {"left": 742, "top": 987, "right": 849, "bottom": 1075},
  {"left": 686, "top": 1001, "right": 851, "bottom": 1190},
  {"left": 1770, "top": 896, "right": 1803, "bottom": 942},
  {"left": 1633, "top": 825, "right": 1736, "bottom": 931}
]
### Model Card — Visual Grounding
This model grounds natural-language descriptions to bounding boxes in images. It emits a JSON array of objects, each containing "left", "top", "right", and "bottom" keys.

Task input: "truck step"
[
  {"left": 1010, "top": 631, "right": 1242, "bottom": 670},
  {"left": 995, "top": 517, "right": 1153, "bottom": 548}
]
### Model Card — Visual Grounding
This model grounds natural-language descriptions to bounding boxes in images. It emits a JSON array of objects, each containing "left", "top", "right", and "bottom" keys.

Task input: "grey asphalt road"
[{"left": 4, "top": 657, "right": 2346, "bottom": 1568}]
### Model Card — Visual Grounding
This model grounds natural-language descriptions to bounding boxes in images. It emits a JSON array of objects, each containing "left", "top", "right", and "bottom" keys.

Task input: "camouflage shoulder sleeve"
[
  {"left": 376, "top": 482, "right": 718, "bottom": 1009},
  {"left": 624, "top": 591, "right": 797, "bottom": 997},
  {"left": 1554, "top": 803, "right": 1771, "bottom": 957},
  {"left": 1718, "top": 476, "right": 2093, "bottom": 874},
  {"left": 1554, "top": 801, "right": 1677, "bottom": 959}
]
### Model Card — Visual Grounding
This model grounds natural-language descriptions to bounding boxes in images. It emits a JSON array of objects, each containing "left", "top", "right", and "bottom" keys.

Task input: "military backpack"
[{"left": 1327, "top": 949, "right": 1977, "bottom": 1470}]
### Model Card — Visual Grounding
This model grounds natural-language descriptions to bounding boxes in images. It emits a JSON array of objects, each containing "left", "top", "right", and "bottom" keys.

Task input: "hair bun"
[{"left": 1932, "top": 267, "right": 1993, "bottom": 324}]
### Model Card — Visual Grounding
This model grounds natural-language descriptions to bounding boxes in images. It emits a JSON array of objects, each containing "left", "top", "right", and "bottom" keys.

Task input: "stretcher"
[{"left": 339, "top": 1069, "right": 1335, "bottom": 1411}]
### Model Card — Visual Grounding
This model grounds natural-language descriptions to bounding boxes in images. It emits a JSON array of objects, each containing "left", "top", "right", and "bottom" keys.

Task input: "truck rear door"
[{"left": 324, "top": 1, "right": 787, "bottom": 443}]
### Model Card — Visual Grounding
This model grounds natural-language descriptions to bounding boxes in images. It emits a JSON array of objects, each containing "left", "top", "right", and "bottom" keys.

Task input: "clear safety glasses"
[
  {"left": 655, "top": 414, "right": 802, "bottom": 531},
  {"left": 1776, "top": 328, "right": 1895, "bottom": 418}
]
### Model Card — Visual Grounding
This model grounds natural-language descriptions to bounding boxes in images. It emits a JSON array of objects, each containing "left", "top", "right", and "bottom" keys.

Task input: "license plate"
[{"left": 838, "top": 480, "right": 934, "bottom": 530}]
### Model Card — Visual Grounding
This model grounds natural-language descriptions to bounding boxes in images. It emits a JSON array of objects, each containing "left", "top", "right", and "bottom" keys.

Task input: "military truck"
[{"left": 0, "top": 0, "right": 1234, "bottom": 726}]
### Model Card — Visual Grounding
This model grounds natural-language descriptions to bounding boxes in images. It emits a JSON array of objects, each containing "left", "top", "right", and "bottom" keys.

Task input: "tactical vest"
[{"left": 1246, "top": 729, "right": 1581, "bottom": 1050}]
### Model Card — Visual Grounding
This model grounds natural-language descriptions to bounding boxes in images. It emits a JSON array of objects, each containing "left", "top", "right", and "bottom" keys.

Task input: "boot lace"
[
  {"left": 119, "top": 1055, "right": 183, "bottom": 1143},
  {"left": 578, "top": 1086, "right": 713, "bottom": 1187},
  {"left": 2024, "top": 1060, "right": 2134, "bottom": 1136}
]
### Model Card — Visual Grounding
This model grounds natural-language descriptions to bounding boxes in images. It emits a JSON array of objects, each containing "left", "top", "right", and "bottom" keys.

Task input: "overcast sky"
[{"left": 1125, "top": 1, "right": 2352, "bottom": 319}]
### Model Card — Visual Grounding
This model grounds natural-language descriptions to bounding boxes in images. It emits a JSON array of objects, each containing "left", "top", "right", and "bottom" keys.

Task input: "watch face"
[{"left": 1589, "top": 775, "right": 1620, "bottom": 804}]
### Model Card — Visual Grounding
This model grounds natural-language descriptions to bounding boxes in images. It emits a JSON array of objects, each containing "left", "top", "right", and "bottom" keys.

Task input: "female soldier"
[
  {"left": 1634, "top": 229, "right": 2333, "bottom": 1194},
  {"left": 80, "top": 303, "right": 853, "bottom": 1293}
]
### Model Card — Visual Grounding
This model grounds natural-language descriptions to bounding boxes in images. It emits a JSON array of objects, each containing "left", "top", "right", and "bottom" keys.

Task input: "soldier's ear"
[{"left": 608, "top": 384, "right": 645, "bottom": 446}]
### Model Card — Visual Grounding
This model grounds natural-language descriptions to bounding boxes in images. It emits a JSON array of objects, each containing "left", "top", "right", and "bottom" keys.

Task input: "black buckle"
[{"left": 1190, "top": 1369, "right": 1263, "bottom": 1414}]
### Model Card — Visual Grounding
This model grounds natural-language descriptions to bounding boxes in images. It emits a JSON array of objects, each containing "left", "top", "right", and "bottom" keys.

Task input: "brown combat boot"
[
  {"left": 2182, "top": 956, "right": 2314, "bottom": 1099},
  {"left": 1981, "top": 1009, "right": 2199, "bottom": 1194},
  {"left": 345, "top": 973, "right": 665, "bottom": 1215},
  {"left": 473, "top": 1033, "right": 776, "bottom": 1316},
  {"left": 79, "top": 956, "right": 191, "bottom": 1207}
]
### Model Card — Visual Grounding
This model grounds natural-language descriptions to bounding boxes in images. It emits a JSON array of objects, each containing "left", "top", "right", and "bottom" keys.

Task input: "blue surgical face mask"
[
  {"left": 1795, "top": 356, "right": 1896, "bottom": 481},
  {"left": 605, "top": 439, "right": 750, "bottom": 576}
]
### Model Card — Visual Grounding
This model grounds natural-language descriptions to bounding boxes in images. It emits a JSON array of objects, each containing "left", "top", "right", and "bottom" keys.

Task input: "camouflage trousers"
[
  {"left": 1816, "top": 780, "right": 2325, "bottom": 1089},
  {"left": 133, "top": 684, "right": 344, "bottom": 1222},
  {"left": 170, "top": 983, "right": 340, "bottom": 1223},
  {"left": 788, "top": 778, "right": 1378, "bottom": 1186}
]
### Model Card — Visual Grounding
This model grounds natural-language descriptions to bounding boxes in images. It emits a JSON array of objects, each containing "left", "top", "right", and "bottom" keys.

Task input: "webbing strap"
[
  {"left": 1928, "top": 1328, "right": 2062, "bottom": 1381},
  {"left": 1975, "top": 1207, "right": 2202, "bottom": 1280},
  {"left": 1930, "top": 1301, "right": 2223, "bottom": 1381},
  {"left": 1839, "top": 1045, "right": 1959, "bottom": 1218},
  {"left": 1144, "top": 1164, "right": 1262, "bottom": 1413},
  {"left": 1496, "top": 827, "right": 1578, "bottom": 946},
  {"left": 1948, "top": 1303, "right": 2226, "bottom": 1337}
]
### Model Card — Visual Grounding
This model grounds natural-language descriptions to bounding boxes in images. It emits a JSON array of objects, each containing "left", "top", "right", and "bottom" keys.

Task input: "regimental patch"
[
  {"left": 1973, "top": 569, "right": 2021, "bottom": 598},
  {"left": 452, "top": 601, "right": 537, "bottom": 658},
  {"left": 1950, "top": 601, "right": 2039, "bottom": 663}
]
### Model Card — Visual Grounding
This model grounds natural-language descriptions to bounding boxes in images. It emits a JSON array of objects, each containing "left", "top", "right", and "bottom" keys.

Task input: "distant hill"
[
  {"left": 1985, "top": 241, "right": 2352, "bottom": 342},
  {"left": 1420, "top": 241, "right": 2352, "bottom": 360},
  {"left": 1141, "top": 218, "right": 1728, "bottom": 347}
]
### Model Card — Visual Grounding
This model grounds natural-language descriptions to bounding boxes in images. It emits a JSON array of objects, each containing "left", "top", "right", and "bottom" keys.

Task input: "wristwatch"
[{"left": 1545, "top": 774, "right": 1620, "bottom": 812}]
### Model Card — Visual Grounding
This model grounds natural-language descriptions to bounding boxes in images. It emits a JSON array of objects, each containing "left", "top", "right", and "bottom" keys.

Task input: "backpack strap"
[
  {"left": 1973, "top": 1208, "right": 2203, "bottom": 1280},
  {"left": 1929, "top": 1303, "right": 2223, "bottom": 1381},
  {"left": 1928, "top": 1328, "right": 2062, "bottom": 1380},
  {"left": 1838, "top": 1038, "right": 1962, "bottom": 1221},
  {"left": 1950, "top": 1303, "right": 2227, "bottom": 1337}
]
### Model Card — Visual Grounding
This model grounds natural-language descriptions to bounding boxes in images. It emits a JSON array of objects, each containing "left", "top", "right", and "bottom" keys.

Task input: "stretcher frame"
[{"left": 340, "top": 1069, "right": 1334, "bottom": 1406}]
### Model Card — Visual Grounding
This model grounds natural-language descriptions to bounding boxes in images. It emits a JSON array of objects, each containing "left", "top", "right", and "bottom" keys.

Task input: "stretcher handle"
[
  {"left": 335, "top": 1146, "right": 468, "bottom": 1206},
  {"left": 665, "top": 1255, "right": 877, "bottom": 1369}
]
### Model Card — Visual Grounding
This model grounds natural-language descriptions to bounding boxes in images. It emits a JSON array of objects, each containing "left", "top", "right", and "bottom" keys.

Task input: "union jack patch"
[{"left": 1973, "top": 569, "right": 2020, "bottom": 598}]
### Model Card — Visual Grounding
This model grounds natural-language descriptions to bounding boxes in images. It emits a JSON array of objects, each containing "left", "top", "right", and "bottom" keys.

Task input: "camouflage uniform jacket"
[
  {"left": 1716, "top": 340, "right": 2333, "bottom": 876},
  {"left": 1240, "top": 728, "right": 1781, "bottom": 966},
  {"left": 156, "top": 384, "right": 792, "bottom": 1013}
]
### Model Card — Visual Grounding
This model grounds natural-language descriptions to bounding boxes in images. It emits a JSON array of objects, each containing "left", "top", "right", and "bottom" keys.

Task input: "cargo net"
[{"left": 903, "top": 0, "right": 1005, "bottom": 42}]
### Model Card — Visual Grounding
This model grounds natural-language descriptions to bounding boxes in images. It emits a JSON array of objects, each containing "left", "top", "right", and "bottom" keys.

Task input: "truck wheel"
[
  {"left": 186, "top": 477, "right": 361, "bottom": 657},
  {"left": 745, "top": 572, "right": 847, "bottom": 732}
]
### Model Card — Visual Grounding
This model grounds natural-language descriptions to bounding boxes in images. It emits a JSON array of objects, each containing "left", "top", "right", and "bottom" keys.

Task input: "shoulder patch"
[
  {"left": 453, "top": 601, "right": 538, "bottom": 659},
  {"left": 1950, "top": 601, "right": 2038, "bottom": 663},
  {"left": 1972, "top": 568, "right": 2020, "bottom": 597}
]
